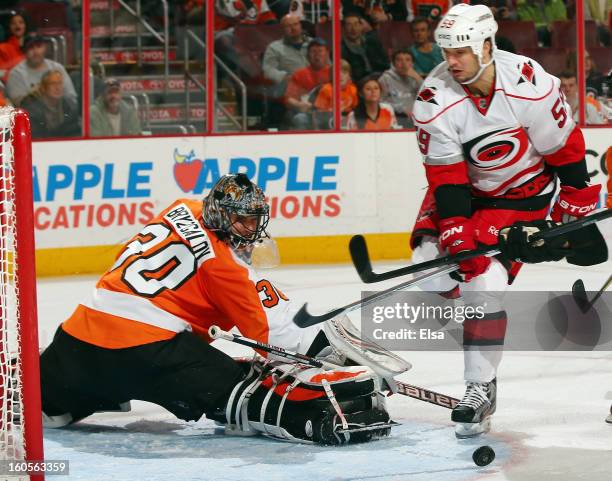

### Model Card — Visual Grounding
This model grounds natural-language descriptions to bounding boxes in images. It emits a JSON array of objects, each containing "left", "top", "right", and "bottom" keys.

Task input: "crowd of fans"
[
  {"left": 0, "top": 6, "right": 141, "bottom": 139},
  {"left": 213, "top": 0, "right": 611, "bottom": 131},
  {"left": 0, "top": 1, "right": 610, "bottom": 139}
]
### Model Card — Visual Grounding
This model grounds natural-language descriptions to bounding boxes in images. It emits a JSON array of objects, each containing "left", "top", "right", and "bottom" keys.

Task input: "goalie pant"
[{"left": 40, "top": 327, "right": 391, "bottom": 444}]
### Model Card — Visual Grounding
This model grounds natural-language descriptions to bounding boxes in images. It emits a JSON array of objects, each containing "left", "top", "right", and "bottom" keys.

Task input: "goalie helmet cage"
[{"left": 0, "top": 108, "right": 44, "bottom": 481}]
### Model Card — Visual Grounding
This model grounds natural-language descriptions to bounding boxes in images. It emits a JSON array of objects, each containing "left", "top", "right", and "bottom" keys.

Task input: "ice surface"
[{"left": 36, "top": 254, "right": 612, "bottom": 481}]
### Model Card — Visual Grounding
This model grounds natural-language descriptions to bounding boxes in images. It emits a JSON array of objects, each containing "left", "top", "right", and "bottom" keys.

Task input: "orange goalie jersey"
[{"left": 62, "top": 199, "right": 318, "bottom": 353}]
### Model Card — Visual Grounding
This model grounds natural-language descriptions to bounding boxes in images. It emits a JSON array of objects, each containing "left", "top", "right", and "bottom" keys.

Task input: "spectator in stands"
[
  {"left": 263, "top": 14, "right": 311, "bottom": 98},
  {"left": 90, "top": 78, "right": 142, "bottom": 137},
  {"left": 346, "top": 74, "right": 398, "bottom": 130},
  {"left": 471, "top": 0, "right": 517, "bottom": 20},
  {"left": 284, "top": 37, "right": 331, "bottom": 129},
  {"left": 559, "top": 70, "right": 607, "bottom": 124},
  {"left": 289, "top": 0, "right": 331, "bottom": 23},
  {"left": 341, "top": 0, "right": 409, "bottom": 25},
  {"left": 312, "top": 59, "right": 359, "bottom": 129},
  {"left": 516, "top": 0, "right": 567, "bottom": 46},
  {"left": 215, "top": 0, "right": 277, "bottom": 31},
  {"left": 584, "top": 0, "right": 611, "bottom": 46},
  {"left": 263, "top": 14, "right": 312, "bottom": 127},
  {"left": 565, "top": 50, "right": 607, "bottom": 96},
  {"left": 0, "top": 12, "right": 28, "bottom": 83},
  {"left": 409, "top": 17, "right": 444, "bottom": 76},
  {"left": 341, "top": 12, "right": 389, "bottom": 82},
  {"left": 6, "top": 33, "right": 76, "bottom": 106},
  {"left": 20, "top": 69, "right": 80, "bottom": 138},
  {"left": 406, "top": 0, "right": 451, "bottom": 22},
  {"left": 378, "top": 48, "right": 422, "bottom": 128},
  {"left": 214, "top": 0, "right": 278, "bottom": 80}
]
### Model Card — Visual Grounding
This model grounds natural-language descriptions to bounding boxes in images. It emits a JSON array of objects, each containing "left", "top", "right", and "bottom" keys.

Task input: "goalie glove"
[
  {"left": 214, "top": 358, "right": 393, "bottom": 445},
  {"left": 439, "top": 216, "right": 491, "bottom": 282},
  {"left": 498, "top": 220, "right": 569, "bottom": 263}
]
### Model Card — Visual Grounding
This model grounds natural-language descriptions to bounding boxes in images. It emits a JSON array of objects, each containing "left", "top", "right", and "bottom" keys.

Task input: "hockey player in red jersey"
[
  {"left": 410, "top": 4, "right": 606, "bottom": 437},
  {"left": 39, "top": 173, "right": 397, "bottom": 445}
]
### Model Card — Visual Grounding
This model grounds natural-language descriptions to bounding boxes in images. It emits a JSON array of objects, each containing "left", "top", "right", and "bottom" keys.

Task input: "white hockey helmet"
[{"left": 435, "top": 4, "right": 497, "bottom": 76}]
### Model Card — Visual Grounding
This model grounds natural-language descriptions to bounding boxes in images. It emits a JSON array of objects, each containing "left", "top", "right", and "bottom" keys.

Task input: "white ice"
[{"left": 36, "top": 251, "right": 612, "bottom": 481}]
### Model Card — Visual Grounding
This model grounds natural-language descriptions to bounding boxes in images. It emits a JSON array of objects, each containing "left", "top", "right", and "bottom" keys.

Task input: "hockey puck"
[{"left": 472, "top": 445, "right": 495, "bottom": 466}]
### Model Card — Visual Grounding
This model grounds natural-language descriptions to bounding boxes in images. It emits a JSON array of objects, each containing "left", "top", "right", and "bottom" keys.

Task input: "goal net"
[{"left": 0, "top": 107, "right": 44, "bottom": 480}]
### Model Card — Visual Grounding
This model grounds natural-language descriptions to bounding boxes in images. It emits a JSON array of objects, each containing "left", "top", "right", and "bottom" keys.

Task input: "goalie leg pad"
[{"left": 217, "top": 359, "right": 394, "bottom": 445}]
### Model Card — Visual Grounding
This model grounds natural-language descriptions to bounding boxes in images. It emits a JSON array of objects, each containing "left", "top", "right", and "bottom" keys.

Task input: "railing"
[
  {"left": 111, "top": 0, "right": 170, "bottom": 92},
  {"left": 184, "top": 29, "right": 247, "bottom": 132}
]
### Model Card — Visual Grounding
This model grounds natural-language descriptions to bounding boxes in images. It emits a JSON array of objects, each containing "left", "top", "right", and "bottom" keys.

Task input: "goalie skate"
[{"left": 452, "top": 378, "right": 496, "bottom": 438}]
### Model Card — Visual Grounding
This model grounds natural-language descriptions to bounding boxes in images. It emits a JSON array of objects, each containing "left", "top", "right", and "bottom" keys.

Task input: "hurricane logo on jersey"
[
  {"left": 463, "top": 127, "right": 529, "bottom": 171},
  {"left": 417, "top": 86, "right": 439, "bottom": 105},
  {"left": 518, "top": 61, "right": 536, "bottom": 86}
]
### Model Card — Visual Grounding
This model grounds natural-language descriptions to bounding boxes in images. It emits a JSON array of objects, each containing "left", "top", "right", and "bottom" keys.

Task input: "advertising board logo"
[{"left": 173, "top": 149, "right": 203, "bottom": 193}]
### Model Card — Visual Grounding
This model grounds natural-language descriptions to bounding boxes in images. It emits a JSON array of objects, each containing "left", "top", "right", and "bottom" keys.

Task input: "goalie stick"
[
  {"left": 571, "top": 273, "right": 612, "bottom": 313},
  {"left": 209, "top": 326, "right": 459, "bottom": 410},
  {"left": 351, "top": 208, "right": 612, "bottom": 283}
]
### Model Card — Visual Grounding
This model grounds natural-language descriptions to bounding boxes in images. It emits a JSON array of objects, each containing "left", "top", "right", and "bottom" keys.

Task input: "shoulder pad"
[
  {"left": 495, "top": 50, "right": 556, "bottom": 100},
  {"left": 413, "top": 65, "right": 466, "bottom": 124}
]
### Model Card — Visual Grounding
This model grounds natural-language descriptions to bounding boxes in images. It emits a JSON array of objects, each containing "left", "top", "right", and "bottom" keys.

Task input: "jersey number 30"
[{"left": 111, "top": 224, "right": 197, "bottom": 297}]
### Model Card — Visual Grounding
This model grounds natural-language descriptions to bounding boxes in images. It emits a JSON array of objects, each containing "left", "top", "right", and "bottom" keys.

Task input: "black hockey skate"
[
  {"left": 606, "top": 404, "right": 612, "bottom": 424},
  {"left": 451, "top": 378, "right": 496, "bottom": 438}
]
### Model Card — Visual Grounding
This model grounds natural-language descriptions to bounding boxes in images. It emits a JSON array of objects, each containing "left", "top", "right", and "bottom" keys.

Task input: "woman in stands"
[
  {"left": 346, "top": 74, "right": 398, "bottom": 130},
  {"left": 0, "top": 11, "right": 29, "bottom": 83}
]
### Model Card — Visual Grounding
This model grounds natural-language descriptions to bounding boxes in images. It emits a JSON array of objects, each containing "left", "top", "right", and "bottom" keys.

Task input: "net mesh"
[{"left": 0, "top": 107, "right": 25, "bottom": 462}]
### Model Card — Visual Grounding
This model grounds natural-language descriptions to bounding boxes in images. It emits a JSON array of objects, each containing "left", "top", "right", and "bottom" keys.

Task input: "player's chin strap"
[{"left": 460, "top": 55, "right": 494, "bottom": 85}]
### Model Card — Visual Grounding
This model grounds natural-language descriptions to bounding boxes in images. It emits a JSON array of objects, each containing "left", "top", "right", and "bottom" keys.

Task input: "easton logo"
[
  {"left": 518, "top": 61, "right": 536, "bottom": 86},
  {"left": 417, "top": 87, "right": 439, "bottom": 105}
]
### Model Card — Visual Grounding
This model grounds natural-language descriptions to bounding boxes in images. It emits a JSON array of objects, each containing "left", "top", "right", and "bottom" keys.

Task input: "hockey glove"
[
  {"left": 439, "top": 216, "right": 491, "bottom": 282},
  {"left": 550, "top": 184, "right": 607, "bottom": 266},
  {"left": 551, "top": 184, "right": 600, "bottom": 224},
  {"left": 498, "top": 220, "right": 568, "bottom": 263}
]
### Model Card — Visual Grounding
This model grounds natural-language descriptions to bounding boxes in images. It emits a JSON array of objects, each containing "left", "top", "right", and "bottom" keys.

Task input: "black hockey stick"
[
  {"left": 351, "top": 208, "right": 612, "bottom": 283},
  {"left": 571, "top": 273, "right": 612, "bottom": 313},
  {"left": 209, "top": 325, "right": 459, "bottom": 409},
  {"left": 293, "top": 263, "right": 459, "bottom": 327}
]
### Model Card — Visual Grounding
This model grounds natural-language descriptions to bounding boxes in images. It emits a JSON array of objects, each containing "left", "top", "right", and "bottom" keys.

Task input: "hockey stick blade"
[
  {"left": 293, "top": 304, "right": 346, "bottom": 328},
  {"left": 572, "top": 274, "right": 612, "bottom": 313},
  {"left": 352, "top": 208, "right": 612, "bottom": 284},
  {"left": 349, "top": 235, "right": 375, "bottom": 282},
  {"left": 571, "top": 279, "right": 590, "bottom": 313}
]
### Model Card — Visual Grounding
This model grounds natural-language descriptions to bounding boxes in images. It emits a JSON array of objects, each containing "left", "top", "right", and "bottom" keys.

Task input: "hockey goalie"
[{"left": 39, "top": 173, "right": 406, "bottom": 445}]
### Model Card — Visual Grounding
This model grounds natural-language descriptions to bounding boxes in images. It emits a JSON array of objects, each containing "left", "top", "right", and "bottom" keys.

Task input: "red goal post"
[{"left": 0, "top": 108, "right": 44, "bottom": 480}]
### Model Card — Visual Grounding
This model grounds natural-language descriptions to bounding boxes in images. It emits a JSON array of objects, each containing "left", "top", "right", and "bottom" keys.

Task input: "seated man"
[
  {"left": 409, "top": 17, "right": 444, "bottom": 76},
  {"left": 90, "top": 78, "right": 142, "bottom": 137},
  {"left": 284, "top": 37, "right": 330, "bottom": 130},
  {"left": 379, "top": 48, "right": 423, "bottom": 128},
  {"left": 21, "top": 70, "right": 80, "bottom": 138},
  {"left": 39, "top": 173, "right": 396, "bottom": 445},
  {"left": 6, "top": 33, "right": 76, "bottom": 106},
  {"left": 262, "top": 13, "right": 311, "bottom": 126},
  {"left": 341, "top": 12, "right": 389, "bottom": 82}
]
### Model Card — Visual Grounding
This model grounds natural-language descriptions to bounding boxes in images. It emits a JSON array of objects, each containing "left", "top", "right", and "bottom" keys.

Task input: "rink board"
[{"left": 31, "top": 129, "right": 610, "bottom": 276}]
